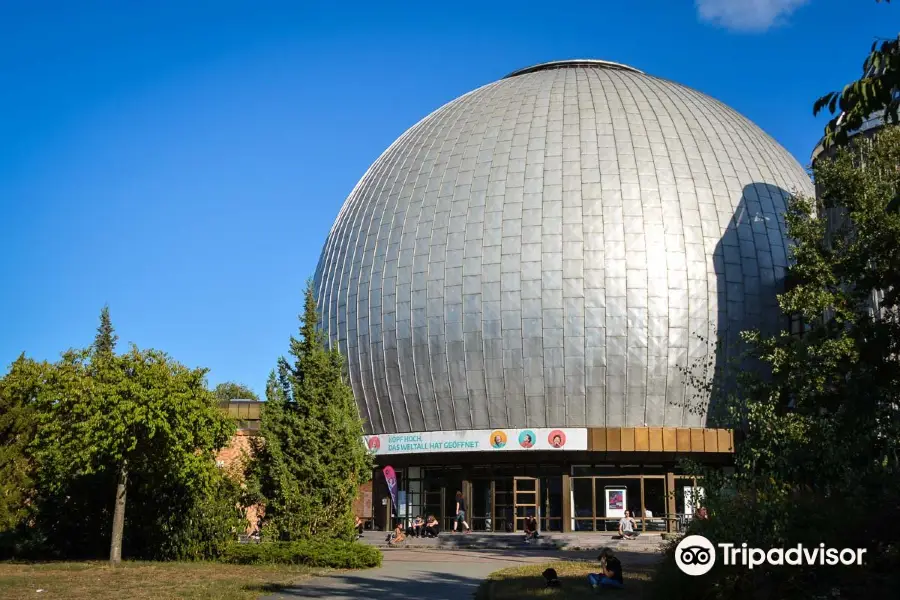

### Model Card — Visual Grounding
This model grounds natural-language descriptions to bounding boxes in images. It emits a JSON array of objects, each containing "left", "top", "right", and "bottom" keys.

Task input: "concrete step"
[{"left": 359, "top": 531, "right": 667, "bottom": 553}]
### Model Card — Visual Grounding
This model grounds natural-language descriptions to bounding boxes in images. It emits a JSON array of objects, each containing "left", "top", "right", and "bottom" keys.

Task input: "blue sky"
[{"left": 0, "top": 0, "right": 892, "bottom": 396}]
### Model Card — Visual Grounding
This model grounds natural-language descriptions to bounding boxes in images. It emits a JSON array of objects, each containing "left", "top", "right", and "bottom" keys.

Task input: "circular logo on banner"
[
  {"left": 518, "top": 430, "right": 536, "bottom": 448},
  {"left": 548, "top": 429, "right": 567, "bottom": 448},
  {"left": 489, "top": 430, "right": 507, "bottom": 449},
  {"left": 675, "top": 535, "right": 716, "bottom": 576},
  {"left": 367, "top": 437, "right": 381, "bottom": 452}
]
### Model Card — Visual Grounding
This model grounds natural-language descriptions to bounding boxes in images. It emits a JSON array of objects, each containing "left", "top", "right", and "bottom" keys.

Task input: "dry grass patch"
[
  {"left": 478, "top": 559, "right": 655, "bottom": 599},
  {"left": 0, "top": 560, "right": 323, "bottom": 600}
]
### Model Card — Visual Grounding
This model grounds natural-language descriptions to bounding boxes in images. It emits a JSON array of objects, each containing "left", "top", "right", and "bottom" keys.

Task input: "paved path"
[
  {"left": 264, "top": 548, "right": 662, "bottom": 600},
  {"left": 263, "top": 548, "right": 565, "bottom": 600}
]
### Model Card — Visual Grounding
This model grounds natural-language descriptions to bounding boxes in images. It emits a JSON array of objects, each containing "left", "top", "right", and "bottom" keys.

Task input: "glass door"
[
  {"left": 513, "top": 476, "right": 540, "bottom": 532},
  {"left": 443, "top": 474, "right": 464, "bottom": 532},
  {"left": 494, "top": 477, "right": 514, "bottom": 532},
  {"left": 540, "top": 476, "right": 563, "bottom": 531},
  {"left": 470, "top": 479, "right": 493, "bottom": 531}
]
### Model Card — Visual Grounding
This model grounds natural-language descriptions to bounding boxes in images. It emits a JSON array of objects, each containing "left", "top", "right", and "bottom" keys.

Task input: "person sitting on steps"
[
  {"left": 523, "top": 514, "right": 539, "bottom": 542},
  {"left": 452, "top": 491, "right": 472, "bottom": 533},
  {"left": 387, "top": 521, "right": 406, "bottom": 546},
  {"left": 618, "top": 509, "right": 638, "bottom": 540},
  {"left": 424, "top": 514, "right": 440, "bottom": 537},
  {"left": 411, "top": 515, "right": 424, "bottom": 537},
  {"left": 588, "top": 547, "right": 625, "bottom": 590}
]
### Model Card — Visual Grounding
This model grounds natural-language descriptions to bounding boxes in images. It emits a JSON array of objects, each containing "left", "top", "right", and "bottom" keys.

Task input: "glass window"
[
  {"left": 494, "top": 477, "right": 514, "bottom": 532},
  {"left": 540, "top": 476, "right": 563, "bottom": 532},
  {"left": 642, "top": 478, "right": 667, "bottom": 531},
  {"left": 594, "top": 478, "right": 641, "bottom": 532},
  {"left": 471, "top": 479, "right": 492, "bottom": 532},
  {"left": 571, "top": 477, "right": 594, "bottom": 531}
]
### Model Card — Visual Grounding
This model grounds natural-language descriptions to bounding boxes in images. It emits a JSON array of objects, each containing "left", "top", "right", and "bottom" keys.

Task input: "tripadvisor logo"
[{"left": 675, "top": 535, "right": 868, "bottom": 577}]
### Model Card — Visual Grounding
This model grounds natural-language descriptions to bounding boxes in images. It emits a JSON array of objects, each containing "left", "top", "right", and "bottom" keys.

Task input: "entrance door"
[{"left": 513, "top": 477, "right": 540, "bottom": 532}]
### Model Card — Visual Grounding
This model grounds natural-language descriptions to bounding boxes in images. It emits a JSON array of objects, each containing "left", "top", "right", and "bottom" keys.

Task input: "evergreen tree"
[
  {"left": 250, "top": 281, "right": 371, "bottom": 540},
  {"left": 93, "top": 305, "right": 118, "bottom": 356}
]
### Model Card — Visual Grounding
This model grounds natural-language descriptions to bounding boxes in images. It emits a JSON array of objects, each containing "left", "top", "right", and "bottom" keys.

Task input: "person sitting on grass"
[
  {"left": 618, "top": 510, "right": 638, "bottom": 540},
  {"left": 588, "top": 547, "right": 624, "bottom": 590},
  {"left": 523, "top": 514, "right": 539, "bottom": 541},
  {"left": 387, "top": 521, "right": 406, "bottom": 546},
  {"left": 424, "top": 514, "right": 440, "bottom": 537}
]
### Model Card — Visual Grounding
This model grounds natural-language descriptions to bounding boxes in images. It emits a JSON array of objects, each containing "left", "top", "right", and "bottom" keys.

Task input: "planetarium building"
[{"left": 314, "top": 60, "right": 813, "bottom": 533}]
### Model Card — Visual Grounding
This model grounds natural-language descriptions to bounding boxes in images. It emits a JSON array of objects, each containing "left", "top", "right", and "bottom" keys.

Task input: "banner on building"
[
  {"left": 364, "top": 428, "right": 588, "bottom": 456},
  {"left": 382, "top": 465, "right": 399, "bottom": 515}
]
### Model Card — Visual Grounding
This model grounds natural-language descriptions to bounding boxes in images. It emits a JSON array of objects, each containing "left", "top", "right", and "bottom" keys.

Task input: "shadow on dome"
[{"left": 684, "top": 182, "right": 793, "bottom": 428}]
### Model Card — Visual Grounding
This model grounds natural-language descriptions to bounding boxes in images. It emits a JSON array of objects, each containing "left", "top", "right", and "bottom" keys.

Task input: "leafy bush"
[{"left": 221, "top": 539, "right": 382, "bottom": 569}]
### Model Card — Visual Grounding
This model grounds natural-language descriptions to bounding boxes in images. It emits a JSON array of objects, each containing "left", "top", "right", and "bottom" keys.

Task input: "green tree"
[
  {"left": 0, "top": 355, "right": 44, "bottom": 532},
  {"left": 249, "top": 281, "right": 371, "bottom": 541},
  {"left": 655, "top": 127, "right": 900, "bottom": 599},
  {"left": 93, "top": 305, "right": 118, "bottom": 355},
  {"left": 213, "top": 381, "right": 259, "bottom": 402},
  {"left": 31, "top": 308, "right": 236, "bottom": 564},
  {"left": 814, "top": 0, "right": 898, "bottom": 147}
]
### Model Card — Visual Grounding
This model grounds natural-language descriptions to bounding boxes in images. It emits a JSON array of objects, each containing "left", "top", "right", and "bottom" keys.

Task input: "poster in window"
[{"left": 604, "top": 487, "right": 627, "bottom": 518}]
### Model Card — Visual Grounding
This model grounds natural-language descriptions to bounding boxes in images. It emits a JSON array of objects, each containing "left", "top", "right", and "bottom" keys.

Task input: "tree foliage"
[
  {"left": 1, "top": 307, "right": 243, "bottom": 561},
  {"left": 248, "top": 282, "right": 372, "bottom": 541},
  {"left": 0, "top": 355, "right": 44, "bottom": 532},
  {"left": 814, "top": 1, "right": 899, "bottom": 147},
  {"left": 213, "top": 381, "right": 260, "bottom": 402},
  {"left": 656, "top": 127, "right": 900, "bottom": 599}
]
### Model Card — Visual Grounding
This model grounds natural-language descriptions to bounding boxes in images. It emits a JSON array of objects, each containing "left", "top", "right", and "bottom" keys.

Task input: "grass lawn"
[
  {"left": 0, "top": 560, "right": 324, "bottom": 600},
  {"left": 478, "top": 559, "right": 656, "bottom": 599}
]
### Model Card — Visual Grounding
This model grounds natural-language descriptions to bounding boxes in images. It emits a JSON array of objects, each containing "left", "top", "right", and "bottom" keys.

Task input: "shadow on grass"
[
  {"left": 251, "top": 549, "right": 663, "bottom": 599},
  {"left": 245, "top": 582, "right": 289, "bottom": 594},
  {"left": 474, "top": 551, "right": 661, "bottom": 600},
  {"left": 260, "top": 570, "right": 486, "bottom": 599}
]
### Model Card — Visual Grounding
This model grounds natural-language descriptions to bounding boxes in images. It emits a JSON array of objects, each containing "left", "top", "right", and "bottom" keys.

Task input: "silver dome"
[{"left": 314, "top": 60, "right": 813, "bottom": 435}]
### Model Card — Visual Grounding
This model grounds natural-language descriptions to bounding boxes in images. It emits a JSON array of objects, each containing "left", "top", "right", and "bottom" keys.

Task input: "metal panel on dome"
[{"left": 315, "top": 60, "right": 813, "bottom": 435}]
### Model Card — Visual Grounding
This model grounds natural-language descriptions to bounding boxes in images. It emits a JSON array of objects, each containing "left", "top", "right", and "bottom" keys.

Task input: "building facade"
[{"left": 314, "top": 59, "right": 814, "bottom": 532}]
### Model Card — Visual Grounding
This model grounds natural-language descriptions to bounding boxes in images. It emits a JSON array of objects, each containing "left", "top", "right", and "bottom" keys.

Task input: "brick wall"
[
  {"left": 216, "top": 431, "right": 254, "bottom": 473},
  {"left": 215, "top": 431, "right": 257, "bottom": 534},
  {"left": 215, "top": 430, "right": 372, "bottom": 532},
  {"left": 353, "top": 480, "right": 373, "bottom": 519}
]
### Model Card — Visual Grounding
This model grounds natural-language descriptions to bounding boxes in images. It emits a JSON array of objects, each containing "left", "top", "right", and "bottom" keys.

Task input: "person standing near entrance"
[{"left": 452, "top": 491, "right": 471, "bottom": 533}]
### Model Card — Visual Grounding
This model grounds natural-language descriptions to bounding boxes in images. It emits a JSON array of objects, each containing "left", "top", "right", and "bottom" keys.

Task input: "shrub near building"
[{"left": 222, "top": 539, "right": 382, "bottom": 569}]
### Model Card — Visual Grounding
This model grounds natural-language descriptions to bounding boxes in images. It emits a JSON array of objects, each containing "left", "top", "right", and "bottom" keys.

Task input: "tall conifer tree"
[{"left": 250, "top": 281, "right": 371, "bottom": 540}]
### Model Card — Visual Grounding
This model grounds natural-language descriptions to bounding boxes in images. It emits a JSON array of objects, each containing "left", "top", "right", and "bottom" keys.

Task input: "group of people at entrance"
[
  {"left": 387, "top": 515, "right": 440, "bottom": 545},
  {"left": 386, "top": 490, "right": 470, "bottom": 544}
]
